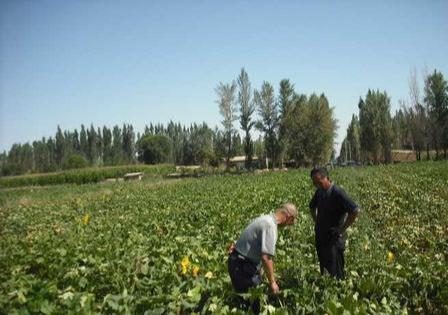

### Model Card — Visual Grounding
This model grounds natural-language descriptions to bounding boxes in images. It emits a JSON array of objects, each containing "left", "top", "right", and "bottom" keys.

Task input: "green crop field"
[{"left": 1, "top": 162, "right": 447, "bottom": 314}]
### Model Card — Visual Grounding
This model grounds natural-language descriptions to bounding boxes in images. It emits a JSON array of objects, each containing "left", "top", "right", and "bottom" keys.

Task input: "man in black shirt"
[{"left": 309, "top": 167, "right": 360, "bottom": 279}]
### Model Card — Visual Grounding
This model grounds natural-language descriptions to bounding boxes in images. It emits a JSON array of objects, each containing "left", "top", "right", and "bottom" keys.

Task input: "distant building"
[
  {"left": 337, "top": 150, "right": 417, "bottom": 166},
  {"left": 391, "top": 150, "right": 417, "bottom": 163},
  {"left": 228, "top": 155, "right": 260, "bottom": 169}
]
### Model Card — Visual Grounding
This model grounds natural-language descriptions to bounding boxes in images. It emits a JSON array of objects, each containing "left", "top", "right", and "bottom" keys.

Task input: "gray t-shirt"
[{"left": 235, "top": 214, "right": 278, "bottom": 264}]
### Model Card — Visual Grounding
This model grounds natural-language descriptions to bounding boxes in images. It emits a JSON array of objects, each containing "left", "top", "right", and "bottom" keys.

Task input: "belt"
[{"left": 231, "top": 250, "right": 248, "bottom": 261}]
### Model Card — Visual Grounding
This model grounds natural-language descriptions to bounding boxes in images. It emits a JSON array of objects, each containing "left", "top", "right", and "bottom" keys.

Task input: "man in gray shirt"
[{"left": 227, "top": 203, "right": 298, "bottom": 312}]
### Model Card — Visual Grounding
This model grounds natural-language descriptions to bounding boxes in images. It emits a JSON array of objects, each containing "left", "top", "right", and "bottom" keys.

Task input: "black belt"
[{"left": 231, "top": 250, "right": 248, "bottom": 261}]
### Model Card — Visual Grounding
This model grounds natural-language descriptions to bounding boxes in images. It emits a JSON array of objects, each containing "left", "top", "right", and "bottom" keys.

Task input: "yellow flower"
[
  {"left": 181, "top": 256, "right": 190, "bottom": 267},
  {"left": 181, "top": 256, "right": 190, "bottom": 275},
  {"left": 192, "top": 266, "right": 200, "bottom": 277},
  {"left": 387, "top": 251, "right": 394, "bottom": 264},
  {"left": 205, "top": 271, "right": 213, "bottom": 279},
  {"left": 82, "top": 214, "right": 90, "bottom": 225}
]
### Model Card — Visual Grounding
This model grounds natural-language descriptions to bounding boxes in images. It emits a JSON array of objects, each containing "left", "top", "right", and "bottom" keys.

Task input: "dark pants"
[
  {"left": 227, "top": 251, "right": 262, "bottom": 313},
  {"left": 316, "top": 236, "right": 345, "bottom": 280}
]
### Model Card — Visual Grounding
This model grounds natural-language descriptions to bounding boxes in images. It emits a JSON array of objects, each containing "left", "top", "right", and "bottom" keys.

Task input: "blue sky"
[{"left": 1, "top": 0, "right": 447, "bottom": 154}]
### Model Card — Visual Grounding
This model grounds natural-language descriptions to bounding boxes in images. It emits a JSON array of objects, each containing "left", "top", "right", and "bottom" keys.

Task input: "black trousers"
[
  {"left": 315, "top": 237, "right": 345, "bottom": 280},
  {"left": 227, "top": 251, "right": 262, "bottom": 313},
  {"left": 228, "top": 251, "right": 261, "bottom": 292}
]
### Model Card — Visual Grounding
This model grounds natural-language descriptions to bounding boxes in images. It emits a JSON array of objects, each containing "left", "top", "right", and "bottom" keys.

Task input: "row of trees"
[
  {"left": 136, "top": 122, "right": 246, "bottom": 166},
  {"left": 3, "top": 67, "right": 443, "bottom": 175},
  {"left": 0, "top": 124, "right": 136, "bottom": 175},
  {"left": 0, "top": 68, "right": 338, "bottom": 175},
  {"left": 216, "top": 68, "right": 337, "bottom": 169},
  {"left": 0, "top": 121, "right": 249, "bottom": 176},
  {"left": 339, "top": 69, "right": 448, "bottom": 163}
]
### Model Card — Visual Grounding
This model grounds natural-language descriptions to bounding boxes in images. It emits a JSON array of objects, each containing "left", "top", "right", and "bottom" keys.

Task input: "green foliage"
[
  {"left": 238, "top": 68, "right": 256, "bottom": 169},
  {"left": 216, "top": 81, "right": 238, "bottom": 167},
  {"left": 254, "top": 81, "right": 279, "bottom": 168},
  {"left": 0, "top": 164, "right": 175, "bottom": 188},
  {"left": 1, "top": 162, "right": 447, "bottom": 313},
  {"left": 137, "top": 135, "right": 172, "bottom": 165},
  {"left": 62, "top": 154, "right": 88, "bottom": 170},
  {"left": 424, "top": 70, "right": 448, "bottom": 158},
  {"left": 278, "top": 79, "right": 295, "bottom": 166},
  {"left": 359, "top": 90, "right": 393, "bottom": 163},
  {"left": 286, "top": 94, "right": 337, "bottom": 166},
  {"left": 339, "top": 115, "right": 361, "bottom": 163}
]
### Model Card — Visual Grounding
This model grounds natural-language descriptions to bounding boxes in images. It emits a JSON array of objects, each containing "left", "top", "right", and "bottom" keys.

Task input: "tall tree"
[
  {"left": 102, "top": 126, "right": 113, "bottom": 165},
  {"left": 80, "top": 125, "right": 88, "bottom": 159},
  {"left": 0, "top": 151, "right": 7, "bottom": 176},
  {"left": 392, "top": 108, "right": 410, "bottom": 150},
  {"left": 216, "top": 81, "right": 238, "bottom": 167},
  {"left": 346, "top": 115, "right": 361, "bottom": 162},
  {"left": 237, "top": 68, "right": 256, "bottom": 169},
  {"left": 96, "top": 127, "right": 103, "bottom": 165},
  {"left": 122, "top": 124, "right": 135, "bottom": 163},
  {"left": 359, "top": 90, "right": 393, "bottom": 163},
  {"left": 63, "top": 130, "right": 74, "bottom": 158},
  {"left": 46, "top": 137, "right": 57, "bottom": 171},
  {"left": 278, "top": 79, "right": 295, "bottom": 167},
  {"left": 231, "top": 133, "right": 244, "bottom": 157},
  {"left": 303, "top": 94, "right": 337, "bottom": 165},
  {"left": 424, "top": 70, "right": 448, "bottom": 159},
  {"left": 212, "top": 128, "right": 227, "bottom": 165},
  {"left": 33, "top": 138, "right": 51, "bottom": 173},
  {"left": 112, "top": 125, "right": 123, "bottom": 164},
  {"left": 283, "top": 94, "right": 307, "bottom": 165},
  {"left": 282, "top": 92, "right": 337, "bottom": 166},
  {"left": 407, "top": 68, "right": 427, "bottom": 160},
  {"left": 55, "top": 126, "right": 65, "bottom": 167},
  {"left": 73, "top": 129, "right": 81, "bottom": 154},
  {"left": 254, "top": 81, "right": 279, "bottom": 168},
  {"left": 87, "top": 124, "right": 98, "bottom": 164}
]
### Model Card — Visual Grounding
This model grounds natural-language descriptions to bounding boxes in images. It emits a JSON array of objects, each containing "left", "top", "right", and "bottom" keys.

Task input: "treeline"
[
  {"left": 0, "top": 123, "right": 247, "bottom": 176},
  {"left": 1, "top": 124, "right": 136, "bottom": 176},
  {"left": 1, "top": 68, "right": 338, "bottom": 176},
  {"left": 3, "top": 67, "right": 445, "bottom": 176},
  {"left": 339, "top": 69, "right": 448, "bottom": 163}
]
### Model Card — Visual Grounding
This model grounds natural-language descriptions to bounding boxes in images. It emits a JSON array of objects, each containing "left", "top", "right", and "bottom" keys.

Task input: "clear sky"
[{"left": 1, "top": 0, "right": 447, "bottom": 154}]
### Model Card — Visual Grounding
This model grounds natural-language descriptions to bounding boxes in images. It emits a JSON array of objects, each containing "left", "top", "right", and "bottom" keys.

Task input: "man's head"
[
  {"left": 310, "top": 167, "right": 331, "bottom": 190},
  {"left": 275, "top": 203, "right": 298, "bottom": 227}
]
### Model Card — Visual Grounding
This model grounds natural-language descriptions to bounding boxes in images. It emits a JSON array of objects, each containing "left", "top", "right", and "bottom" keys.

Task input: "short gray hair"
[{"left": 276, "top": 203, "right": 298, "bottom": 218}]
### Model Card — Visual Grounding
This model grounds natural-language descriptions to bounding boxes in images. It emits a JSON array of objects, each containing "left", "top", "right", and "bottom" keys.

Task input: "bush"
[
  {"left": 62, "top": 154, "right": 88, "bottom": 170},
  {"left": 137, "top": 135, "right": 172, "bottom": 164}
]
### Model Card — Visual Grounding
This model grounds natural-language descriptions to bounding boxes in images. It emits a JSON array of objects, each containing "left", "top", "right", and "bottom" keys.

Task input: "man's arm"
[
  {"left": 309, "top": 191, "right": 318, "bottom": 223},
  {"left": 341, "top": 209, "right": 360, "bottom": 233},
  {"left": 261, "top": 254, "right": 279, "bottom": 294},
  {"left": 309, "top": 207, "right": 317, "bottom": 223},
  {"left": 338, "top": 188, "right": 360, "bottom": 233}
]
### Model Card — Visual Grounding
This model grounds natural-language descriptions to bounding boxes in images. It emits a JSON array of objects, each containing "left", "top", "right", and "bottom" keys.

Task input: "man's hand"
[
  {"left": 262, "top": 254, "right": 279, "bottom": 294},
  {"left": 329, "top": 227, "right": 343, "bottom": 238},
  {"left": 270, "top": 281, "right": 280, "bottom": 295},
  {"left": 227, "top": 242, "right": 235, "bottom": 255},
  {"left": 331, "top": 211, "right": 360, "bottom": 239}
]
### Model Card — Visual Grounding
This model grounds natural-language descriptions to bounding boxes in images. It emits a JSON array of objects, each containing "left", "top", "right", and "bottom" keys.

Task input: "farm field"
[{"left": 0, "top": 162, "right": 447, "bottom": 314}]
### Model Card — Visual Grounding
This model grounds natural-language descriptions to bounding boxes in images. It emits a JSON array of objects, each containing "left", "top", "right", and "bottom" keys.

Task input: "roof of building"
[{"left": 228, "top": 155, "right": 259, "bottom": 163}]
